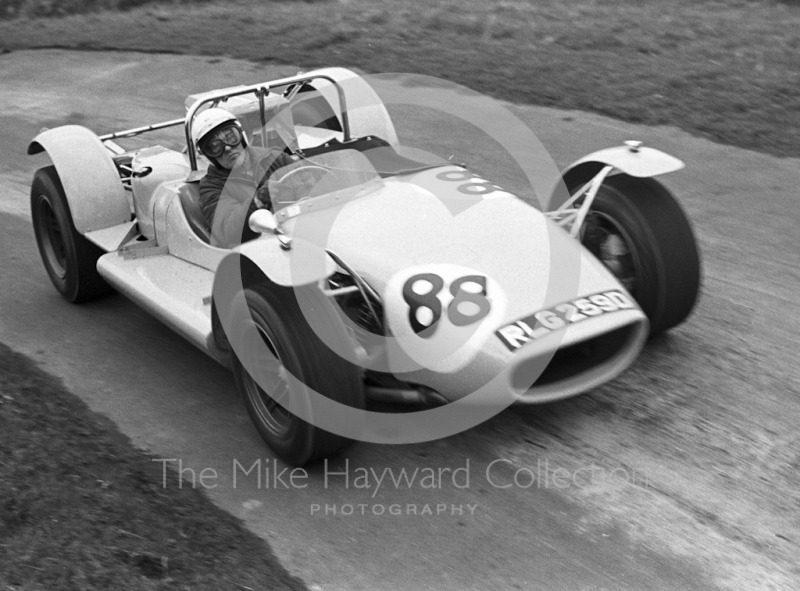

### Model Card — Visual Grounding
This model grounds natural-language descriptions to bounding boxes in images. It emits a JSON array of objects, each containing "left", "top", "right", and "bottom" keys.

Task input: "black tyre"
[
  {"left": 576, "top": 174, "right": 701, "bottom": 336},
  {"left": 30, "top": 166, "right": 114, "bottom": 303},
  {"left": 231, "top": 283, "right": 365, "bottom": 466}
]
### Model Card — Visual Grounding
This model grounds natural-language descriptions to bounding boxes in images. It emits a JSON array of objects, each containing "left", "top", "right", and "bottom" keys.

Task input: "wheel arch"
[
  {"left": 548, "top": 143, "right": 684, "bottom": 210},
  {"left": 211, "top": 239, "right": 338, "bottom": 344},
  {"left": 224, "top": 237, "right": 338, "bottom": 289},
  {"left": 29, "top": 125, "right": 130, "bottom": 234}
]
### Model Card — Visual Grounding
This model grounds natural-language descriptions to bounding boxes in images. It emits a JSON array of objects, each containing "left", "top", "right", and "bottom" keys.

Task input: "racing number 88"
[{"left": 402, "top": 273, "right": 491, "bottom": 337}]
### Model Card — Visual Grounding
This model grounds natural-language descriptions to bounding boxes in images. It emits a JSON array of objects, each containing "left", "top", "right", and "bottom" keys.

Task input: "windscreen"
[{"left": 268, "top": 149, "right": 381, "bottom": 212}]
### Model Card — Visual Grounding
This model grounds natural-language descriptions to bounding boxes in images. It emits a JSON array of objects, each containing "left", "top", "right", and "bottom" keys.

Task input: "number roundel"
[{"left": 384, "top": 265, "right": 508, "bottom": 372}]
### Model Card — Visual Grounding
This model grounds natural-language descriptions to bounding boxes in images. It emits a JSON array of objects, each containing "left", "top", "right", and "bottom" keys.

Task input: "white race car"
[{"left": 29, "top": 68, "right": 700, "bottom": 465}]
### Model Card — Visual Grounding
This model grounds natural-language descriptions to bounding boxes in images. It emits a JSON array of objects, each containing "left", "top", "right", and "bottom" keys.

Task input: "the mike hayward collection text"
[{"left": 153, "top": 457, "right": 650, "bottom": 494}]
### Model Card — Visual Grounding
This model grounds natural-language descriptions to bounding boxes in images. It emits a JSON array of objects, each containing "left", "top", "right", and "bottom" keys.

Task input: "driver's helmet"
[{"left": 192, "top": 107, "right": 249, "bottom": 159}]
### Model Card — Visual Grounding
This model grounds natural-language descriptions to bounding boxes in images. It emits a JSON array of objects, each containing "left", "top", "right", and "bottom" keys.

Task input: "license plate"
[{"left": 496, "top": 290, "right": 636, "bottom": 352}]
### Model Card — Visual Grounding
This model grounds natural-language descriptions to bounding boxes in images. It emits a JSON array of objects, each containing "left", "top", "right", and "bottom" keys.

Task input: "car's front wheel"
[
  {"left": 577, "top": 174, "right": 701, "bottom": 337},
  {"left": 230, "top": 283, "right": 365, "bottom": 466},
  {"left": 30, "top": 166, "right": 114, "bottom": 303}
]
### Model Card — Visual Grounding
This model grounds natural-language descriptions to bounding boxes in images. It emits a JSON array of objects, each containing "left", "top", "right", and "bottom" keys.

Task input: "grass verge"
[
  {"left": 0, "top": 0, "right": 798, "bottom": 157},
  {"left": 0, "top": 342, "right": 306, "bottom": 591}
]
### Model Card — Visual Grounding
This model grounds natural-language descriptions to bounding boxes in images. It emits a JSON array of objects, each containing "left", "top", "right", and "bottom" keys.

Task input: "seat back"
[
  {"left": 131, "top": 146, "right": 192, "bottom": 240},
  {"left": 177, "top": 183, "right": 211, "bottom": 244}
]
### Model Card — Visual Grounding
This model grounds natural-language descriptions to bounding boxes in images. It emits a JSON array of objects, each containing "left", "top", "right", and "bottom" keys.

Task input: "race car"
[{"left": 28, "top": 67, "right": 700, "bottom": 466}]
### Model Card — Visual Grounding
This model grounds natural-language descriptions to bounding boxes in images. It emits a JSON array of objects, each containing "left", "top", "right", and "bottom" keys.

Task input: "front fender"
[
  {"left": 549, "top": 142, "right": 684, "bottom": 210},
  {"left": 565, "top": 143, "right": 684, "bottom": 179},
  {"left": 212, "top": 236, "right": 338, "bottom": 350},
  {"left": 28, "top": 125, "right": 129, "bottom": 234},
  {"left": 214, "top": 235, "right": 337, "bottom": 295}
]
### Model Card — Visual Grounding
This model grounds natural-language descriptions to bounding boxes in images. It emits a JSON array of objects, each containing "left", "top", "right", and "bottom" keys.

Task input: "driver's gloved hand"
[{"left": 254, "top": 183, "right": 272, "bottom": 210}]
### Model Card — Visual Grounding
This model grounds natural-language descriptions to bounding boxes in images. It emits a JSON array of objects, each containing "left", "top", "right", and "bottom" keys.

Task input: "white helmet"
[{"left": 192, "top": 107, "right": 247, "bottom": 154}]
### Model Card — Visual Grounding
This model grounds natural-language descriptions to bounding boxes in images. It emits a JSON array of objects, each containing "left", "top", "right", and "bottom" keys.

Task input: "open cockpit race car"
[{"left": 29, "top": 67, "right": 700, "bottom": 466}]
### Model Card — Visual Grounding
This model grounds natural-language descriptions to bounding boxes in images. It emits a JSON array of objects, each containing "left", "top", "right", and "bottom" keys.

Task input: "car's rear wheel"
[
  {"left": 577, "top": 174, "right": 701, "bottom": 336},
  {"left": 30, "top": 166, "right": 114, "bottom": 303},
  {"left": 231, "top": 283, "right": 365, "bottom": 466}
]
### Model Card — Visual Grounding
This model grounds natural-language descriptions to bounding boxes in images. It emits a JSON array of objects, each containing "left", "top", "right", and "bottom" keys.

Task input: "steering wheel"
[{"left": 268, "top": 165, "right": 332, "bottom": 210}]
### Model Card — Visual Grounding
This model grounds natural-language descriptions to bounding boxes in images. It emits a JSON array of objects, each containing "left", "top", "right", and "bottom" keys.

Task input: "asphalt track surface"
[{"left": 1, "top": 50, "right": 799, "bottom": 590}]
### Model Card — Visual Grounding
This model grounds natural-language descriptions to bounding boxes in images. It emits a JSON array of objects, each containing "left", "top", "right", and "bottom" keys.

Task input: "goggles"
[{"left": 202, "top": 125, "right": 243, "bottom": 158}]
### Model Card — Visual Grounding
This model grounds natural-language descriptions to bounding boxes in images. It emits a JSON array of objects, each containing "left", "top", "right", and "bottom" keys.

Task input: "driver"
[{"left": 194, "top": 107, "right": 294, "bottom": 248}]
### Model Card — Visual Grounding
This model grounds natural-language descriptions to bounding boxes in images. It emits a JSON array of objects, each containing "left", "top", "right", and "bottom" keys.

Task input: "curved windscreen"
[{"left": 268, "top": 149, "right": 380, "bottom": 212}]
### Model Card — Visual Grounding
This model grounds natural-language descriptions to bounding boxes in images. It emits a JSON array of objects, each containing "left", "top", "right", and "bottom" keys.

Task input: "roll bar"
[{"left": 99, "top": 72, "right": 352, "bottom": 171}]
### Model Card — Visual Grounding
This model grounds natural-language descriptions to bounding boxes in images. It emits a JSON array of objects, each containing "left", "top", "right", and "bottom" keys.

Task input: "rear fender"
[
  {"left": 28, "top": 125, "right": 130, "bottom": 234},
  {"left": 550, "top": 143, "right": 684, "bottom": 210}
]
